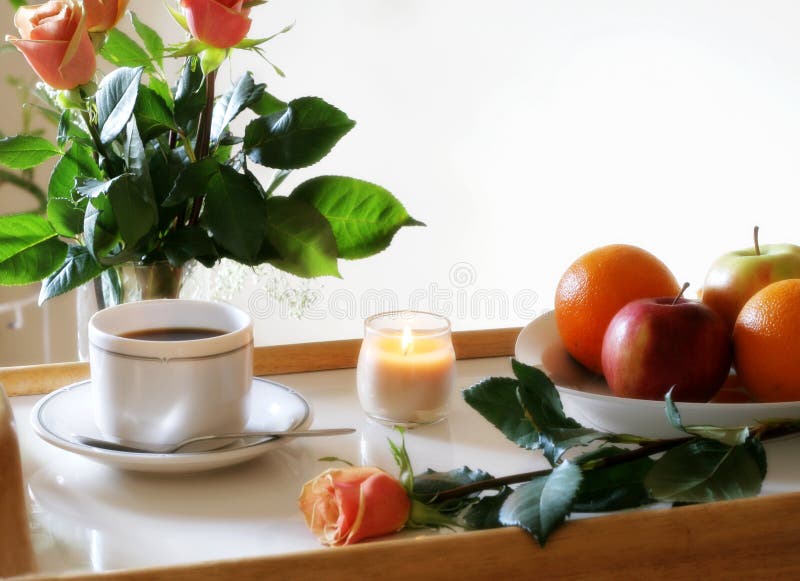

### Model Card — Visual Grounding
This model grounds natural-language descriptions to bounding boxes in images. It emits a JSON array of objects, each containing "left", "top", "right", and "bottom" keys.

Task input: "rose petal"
[
  {"left": 343, "top": 472, "right": 410, "bottom": 545},
  {"left": 181, "top": 0, "right": 252, "bottom": 49},
  {"left": 10, "top": 31, "right": 95, "bottom": 89},
  {"left": 84, "top": 0, "right": 130, "bottom": 32}
]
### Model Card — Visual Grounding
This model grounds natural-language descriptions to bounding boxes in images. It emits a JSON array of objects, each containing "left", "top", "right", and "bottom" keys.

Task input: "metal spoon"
[{"left": 70, "top": 428, "right": 355, "bottom": 454}]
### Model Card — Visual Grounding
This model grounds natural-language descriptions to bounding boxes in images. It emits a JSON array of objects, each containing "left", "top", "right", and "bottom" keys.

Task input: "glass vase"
[{"left": 76, "top": 261, "right": 185, "bottom": 361}]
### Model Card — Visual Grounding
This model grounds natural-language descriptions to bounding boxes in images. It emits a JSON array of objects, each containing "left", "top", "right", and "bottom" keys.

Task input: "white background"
[{"left": 3, "top": 1, "right": 800, "bottom": 357}]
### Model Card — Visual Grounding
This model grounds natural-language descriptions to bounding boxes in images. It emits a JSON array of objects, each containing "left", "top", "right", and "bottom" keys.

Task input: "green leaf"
[
  {"left": 100, "top": 28, "right": 153, "bottom": 71},
  {"left": 684, "top": 425, "right": 750, "bottom": 447},
  {"left": 0, "top": 213, "right": 67, "bottom": 285},
  {"left": 100, "top": 267, "right": 122, "bottom": 307},
  {"left": 0, "top": 135, "right": 60, "bottom": 169},
  {"left": 244, "top": 97, "right": 355, "bottom": 169},
  {"left": 537, "top": 426, "right": 609, "bottom": 466},
  {"left": 174, "top": 57, "right": 206, "bottom": 131},
  {"left": 134, "top": 85, "right": 176, "bottom": 141},
  {"left": 200, "top": 47, "right": 228, "bottom": 75},
  {"left": 664, "top": 390, "right": 749, "bottom": 446},
  {"left": 234, "top": 22, "right": 293, "bottom": 49},
  {"left": 265, "top": 169, "right": 291, "bottom": 196},
  {"left": 147, "top": 141, "right": 187, "bottom": 229},
  {"left": 83, "top": 195, "right": 120, "bottom": 259},
  {"left": 210, "top": 72, "right": 265, "bottom": 145},
  {"left": 387, "top": 428, "right": 414, "bottom": 494},
  {"left": 166, "top": 38, "right": 206, "bottom": 58},
  {"left": 499, "top": 461, "right": 582, "bottom": 546},
  {"left": 106, "top": 173, "right": 157, "bottom": 247},
  {"left": 462, "top": 488, "right": 513, "bottom": 530},
  {"left": 163, "top": 157, "right": 220, "bottom": 206},
  {"left": 148, "top": 76, "right": 173, "bottom": 110},
  {"left": 165, "top": 2, "right": 189, "bottom": 31},
  {"left": 462, "top": 377, "right": 539, "bottom": 449},
  {"left": 75, "top": 177, "right": 111, "bottom": 199},
  {"left": 201, "top": 165, "right": 266, "bottom": 263},
  {"left": 39, "top": 245, "right": 103, "bottom": 304},
  {"left": 264, "top": 196, "right": 341, "bottom": 277},
  {"left": 573, "top": 447, "right": 655, "bottom": 512},
  {"left": 664, "top": 389, "right": 684, "bottom": 431},
  {"left": 511, "top": 360, "right": 605, "bottom": 464},
  {"left": 645, "top": 439, "right": 766, "bottom": 503},
  {"left": 511, "top": 359, "right": 582, "bottom": 430},
  {"left": 122, "top": 117, "right": 158, "bottom": 218},
  {"left": 413, "top": 467, "right": 495, "bottom": 498},
  {"left": 96, "top": 67, "right": 144, "bottom": 144},
  {"left": 746, "top": 437, "right": 768, "bottom": 479},
  {"left": 161, "top": 227, "right": 218, "bottom": 268},
  {"left": 291, "top": 176, "right": 422, "bottom": 259},
  {"left": 248, "top": 91, "right": 287, "bottom": 116},
  {"left": 130, "top": 12, "right": 164, "bottom": 68},
  {"left": 47, "top": 198, "right": 84, "bottom": 238},
  {"left": 57, "top": 110, "right": 92, "bottom": 148},
  {"left": 48, "top": 144, "right": 102, "bottom": 200}
]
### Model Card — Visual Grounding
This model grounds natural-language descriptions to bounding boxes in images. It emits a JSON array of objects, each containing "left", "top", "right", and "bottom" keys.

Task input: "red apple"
[
  {"left": 702, "top": 227, "right": 800, "bottom": 332},
  {"left": 601, "top": 289, "right": 732, "bottom": 402}
]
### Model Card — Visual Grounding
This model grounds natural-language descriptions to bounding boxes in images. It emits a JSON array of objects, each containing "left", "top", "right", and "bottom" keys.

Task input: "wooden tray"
[{"left": 3, "top": 328, "right": 800, "bottom": 580}]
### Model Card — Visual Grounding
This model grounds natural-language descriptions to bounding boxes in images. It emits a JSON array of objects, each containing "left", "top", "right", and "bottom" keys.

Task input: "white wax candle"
[{"left": 357, "top": 324, "right": 455, "bottom": 425}]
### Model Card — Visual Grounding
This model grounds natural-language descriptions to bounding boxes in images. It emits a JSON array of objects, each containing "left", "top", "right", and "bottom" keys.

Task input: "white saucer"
[
  {"left": 515, "top": 310, "right": 800, "bottom": 438},
  {"left": 31, "top": 378, "right": 313, "bottom": 473}
]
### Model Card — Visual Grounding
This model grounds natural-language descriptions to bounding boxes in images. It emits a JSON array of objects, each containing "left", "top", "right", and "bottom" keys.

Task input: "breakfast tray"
[{"left": 2, "top": 328, "right": 800, "bottom": 580}]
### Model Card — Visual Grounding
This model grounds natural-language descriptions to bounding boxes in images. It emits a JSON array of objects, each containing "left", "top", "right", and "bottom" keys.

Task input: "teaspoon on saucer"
[{"left": 71, "top": 427, "right": 355, "bottom": 454}]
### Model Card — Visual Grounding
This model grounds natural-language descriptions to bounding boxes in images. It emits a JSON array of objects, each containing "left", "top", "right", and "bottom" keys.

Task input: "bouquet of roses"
[{"left": 0, "top": 0, "right": 419, "bottom": 304}]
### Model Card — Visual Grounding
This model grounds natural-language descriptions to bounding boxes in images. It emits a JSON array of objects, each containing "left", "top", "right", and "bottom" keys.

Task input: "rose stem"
[
  {"left": 426, "top": 422, "right": 797, "bottom": 504},
  {"left": 186, "top": 69, "right": 217, "bottom": 227}
]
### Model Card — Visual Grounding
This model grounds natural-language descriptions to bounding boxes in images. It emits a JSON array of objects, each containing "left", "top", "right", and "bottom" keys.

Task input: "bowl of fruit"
[{"left": 515, "top": 230, "right": 800, "bottom": 438}]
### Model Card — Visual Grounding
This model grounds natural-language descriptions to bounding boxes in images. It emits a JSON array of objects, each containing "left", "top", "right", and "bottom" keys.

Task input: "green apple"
[{"left": 702, "top": 227, "right": 800, "bottom": 332}]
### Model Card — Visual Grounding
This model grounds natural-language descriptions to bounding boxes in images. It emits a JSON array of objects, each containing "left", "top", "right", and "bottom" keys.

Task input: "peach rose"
[
  {"left": 299, "top": 466, "right": 411, "bottom": 546},
  {"left": 7, "top": 0, "right": 96, "bottom": 90},
  {"left": 83, "top": 0, "right": 129, "bottom": 33},
  {"left": 180, "top": 0, "right": 252, "bottom": 49}
]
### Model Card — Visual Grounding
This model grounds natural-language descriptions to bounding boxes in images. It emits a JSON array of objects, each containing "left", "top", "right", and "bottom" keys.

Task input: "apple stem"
[
  {"left": 754, "top": 225, "right": 761, "bottom": 256},
  {"left": 672, "top": 282, "right": 690, "bottom": 305}
]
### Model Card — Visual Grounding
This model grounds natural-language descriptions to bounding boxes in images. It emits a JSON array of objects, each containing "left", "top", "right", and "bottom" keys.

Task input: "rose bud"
[
  {"left": 83, "top": 0, "right": 130, "bottom": 33},
  {"left": 7, "top": 0, "right": 96, "bottom": 90},
  {"left": 180, "top": 0, "right": 252, "bottom": 49},
  {"left": 298, "top": 467, "right": 411, "bottom": 546}
]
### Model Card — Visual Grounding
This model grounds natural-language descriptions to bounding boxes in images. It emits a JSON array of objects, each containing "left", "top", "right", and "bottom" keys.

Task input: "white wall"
[
  {"left": 4, "top": 1, "right": 800, "bottom": 359},
  {"left": 226, "top": 0, "right": 800, "bottom": 345},
  {"left": 0, "top": 2, "right": 75, "bottom": 365}
]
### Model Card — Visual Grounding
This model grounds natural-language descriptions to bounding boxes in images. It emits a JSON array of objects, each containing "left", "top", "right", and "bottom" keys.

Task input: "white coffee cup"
[{"left": 88, "top": 299, "right": 254, "bottom": 447}]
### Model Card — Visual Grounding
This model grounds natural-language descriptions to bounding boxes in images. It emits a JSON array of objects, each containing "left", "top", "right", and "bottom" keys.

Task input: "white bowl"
[{"left": 515, "top": 311, "right": 800, "bottom": 438}]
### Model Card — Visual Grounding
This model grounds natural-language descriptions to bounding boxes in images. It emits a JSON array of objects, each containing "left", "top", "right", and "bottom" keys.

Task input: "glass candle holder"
[{"left": 357, "top": 311, "right": 455, "bottom": 427}]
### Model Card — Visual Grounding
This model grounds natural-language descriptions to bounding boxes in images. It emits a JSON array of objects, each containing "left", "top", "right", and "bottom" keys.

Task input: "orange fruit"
[
  {"left": 733, "top": 279, "right": 800, "bottom": 402},
  {"left": 554, "top": 244, "right": 680, "bottom": 374}
]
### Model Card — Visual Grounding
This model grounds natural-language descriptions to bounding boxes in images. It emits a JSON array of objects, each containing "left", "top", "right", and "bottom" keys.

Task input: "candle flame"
[{"left": 401, "top": 325, "right": 413, "bottom": 355}]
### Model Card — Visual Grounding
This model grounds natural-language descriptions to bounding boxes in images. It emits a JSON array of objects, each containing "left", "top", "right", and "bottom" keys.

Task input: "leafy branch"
[{"left": 401, "top": 360, "right": 795, "bottom": 545}]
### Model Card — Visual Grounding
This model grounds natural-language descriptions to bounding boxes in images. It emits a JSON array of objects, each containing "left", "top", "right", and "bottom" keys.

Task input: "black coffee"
[{"left": 121, "top": 327, "right": 226, "bottom": 341}]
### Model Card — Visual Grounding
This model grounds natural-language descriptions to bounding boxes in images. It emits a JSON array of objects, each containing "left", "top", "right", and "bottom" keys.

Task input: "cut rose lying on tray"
[{"left": 299, "top": 360, "right": 800, "bottom": 547}]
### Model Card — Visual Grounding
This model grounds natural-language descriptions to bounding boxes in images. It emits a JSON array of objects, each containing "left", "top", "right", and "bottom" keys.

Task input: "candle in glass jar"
[{"left": 357, "top": 311, "right": 455, "bottom": 426}]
